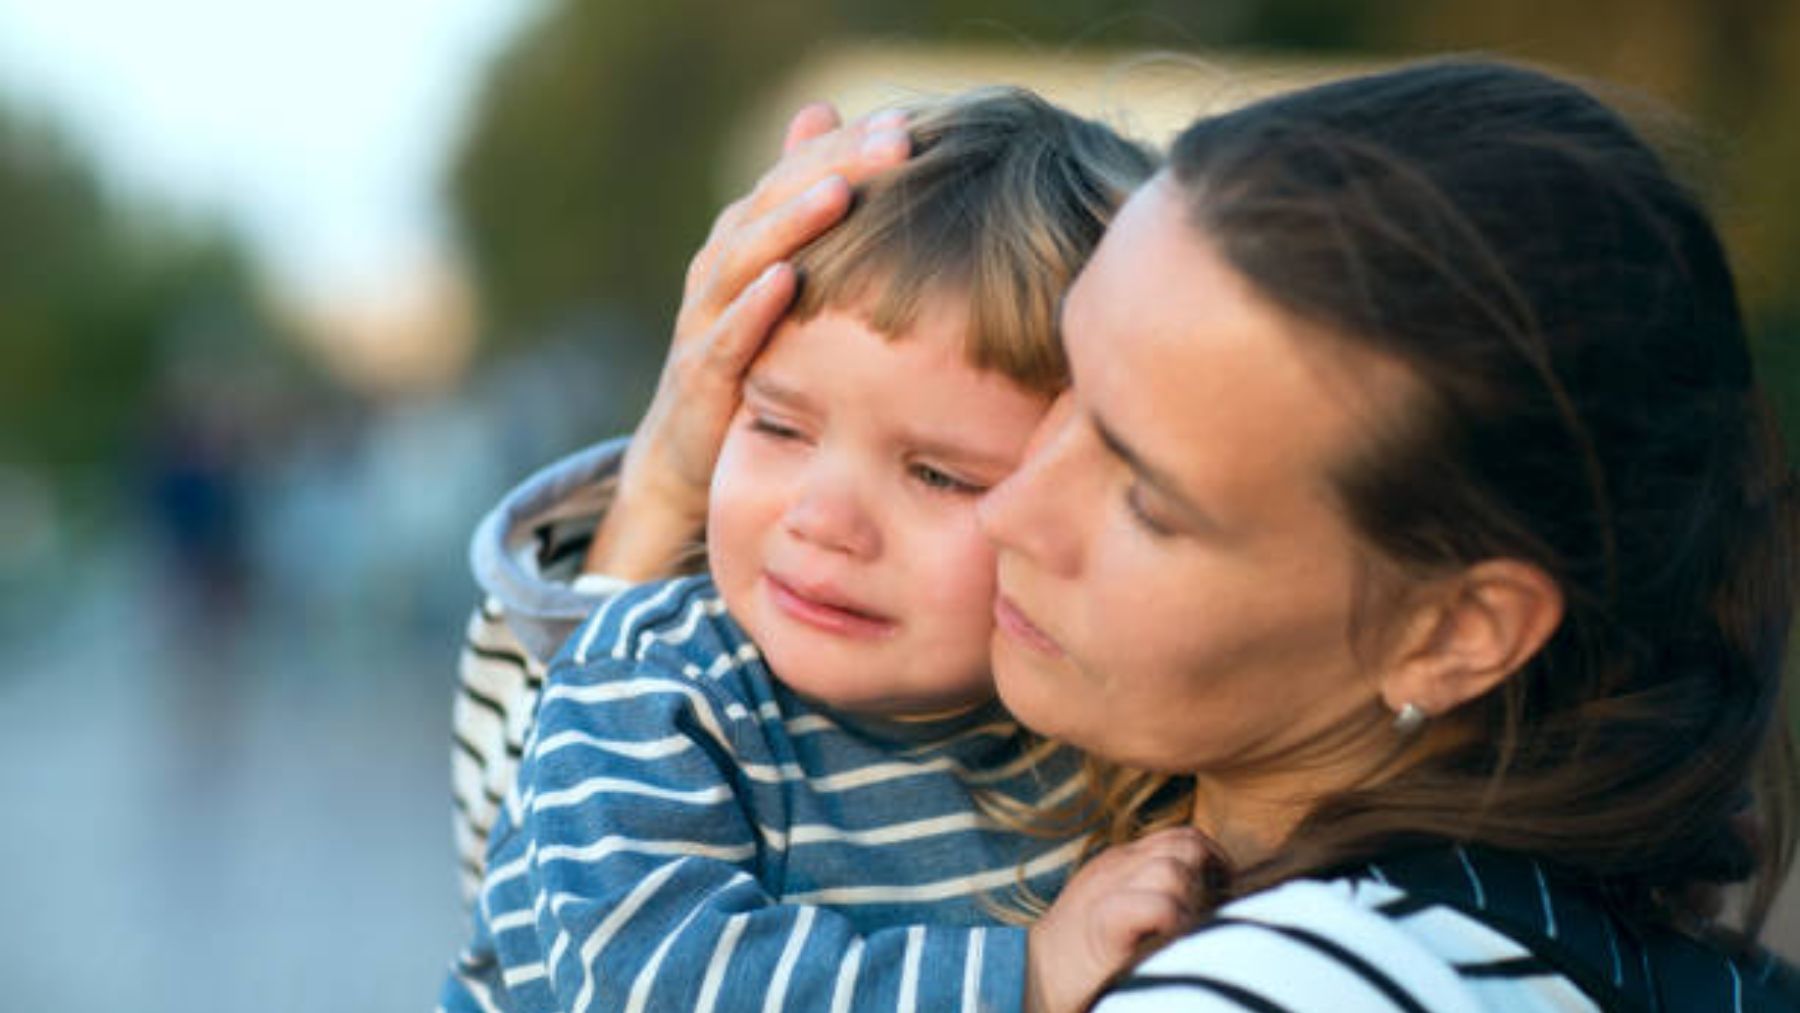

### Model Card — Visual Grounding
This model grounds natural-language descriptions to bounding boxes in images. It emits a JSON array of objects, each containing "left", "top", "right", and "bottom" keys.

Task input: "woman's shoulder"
[
  {"left": 1097, "top": 876, "right": 1525, "bottom": 1013},
  {"left": 1097, "top": 847, "right": 1800, "bottom": 1012}
]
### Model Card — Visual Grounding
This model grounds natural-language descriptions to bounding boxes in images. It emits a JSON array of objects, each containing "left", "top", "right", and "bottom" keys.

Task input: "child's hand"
[
  {"left": 585, "top": 105, "right": 912, "bottom": 579},
  {"left": 1026, "top": 827, "right": 1213, "bottom": 1013}
]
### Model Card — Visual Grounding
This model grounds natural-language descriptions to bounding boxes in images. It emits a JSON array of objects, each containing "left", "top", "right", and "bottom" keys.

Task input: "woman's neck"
[
  {"left": 1187, "top": 715, "right": 1444, "bottom": 867},
  {"left": 1187, "top": 774, "right": 1310, "bottom": 866}
]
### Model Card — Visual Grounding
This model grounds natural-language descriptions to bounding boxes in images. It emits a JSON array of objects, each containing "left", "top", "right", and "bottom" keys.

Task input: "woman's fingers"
[
  {"left": 693, "top": 262, "right": 797, "bottom": 388},
  {"left": 782, "top": 101, "right": 842, "bottom": 154},
  {"left": 687, "top": 108, "right": 914, "bottom": 295},
  {"left": 694, "top": 175, "right": 850, "bottom": 314},
  {"left": 604, "top": 104, "right": 913, "bottom": 567},
  {"left": 753, "top": 106, "right": 908, "bottom": 214}
]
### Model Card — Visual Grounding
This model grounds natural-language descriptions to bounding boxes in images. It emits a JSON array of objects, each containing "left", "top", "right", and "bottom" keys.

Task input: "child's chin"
[
  {"left": 761, "top": 647, "right": 890, "bottom": 711},
  {"left": 768, "top": 650, "right": 985, "bottom": 717}
]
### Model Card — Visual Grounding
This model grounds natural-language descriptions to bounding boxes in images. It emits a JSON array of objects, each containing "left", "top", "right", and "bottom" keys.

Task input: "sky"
[{"left": 0, "top": 0, "right": 540, "bottom": 309}]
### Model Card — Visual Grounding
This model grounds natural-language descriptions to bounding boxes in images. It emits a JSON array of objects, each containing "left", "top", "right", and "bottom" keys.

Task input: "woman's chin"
[{"left": 990, "top": 632, "right": 1077, "bottom": 738}]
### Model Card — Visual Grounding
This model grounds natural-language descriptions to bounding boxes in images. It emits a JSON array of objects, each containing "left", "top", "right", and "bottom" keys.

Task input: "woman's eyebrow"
[{"left": 1090, "top": 412, "right": 1218, "bottom": 526}]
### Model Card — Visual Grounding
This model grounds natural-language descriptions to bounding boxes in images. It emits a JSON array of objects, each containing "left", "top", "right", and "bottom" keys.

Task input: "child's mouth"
[{"left": 764, "top": 573, "right": 898, "bottom": 639}]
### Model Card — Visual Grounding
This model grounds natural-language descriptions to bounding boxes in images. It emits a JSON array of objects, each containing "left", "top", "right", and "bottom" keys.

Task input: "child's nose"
[{"left": 783, "top": 466, "right": 881, "bottom": 559}]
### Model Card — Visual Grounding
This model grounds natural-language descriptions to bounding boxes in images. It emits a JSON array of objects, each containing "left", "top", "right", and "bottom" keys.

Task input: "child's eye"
[
  {"left": 910, "top": 462, "right": 985, "bottom": 495},
  {"left": 1124, "top": 483, "right": 1176, "bottom": 537},
  {"left": 748, "top": 415, "right": 803, "bottom": 441}
]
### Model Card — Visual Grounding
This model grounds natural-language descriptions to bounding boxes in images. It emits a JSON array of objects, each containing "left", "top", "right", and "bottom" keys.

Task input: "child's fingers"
[
  {"left": 1104, "top": 826, "right": 1214, "bottom": 879},
  {"left": 1095, "top": 857, "right": 1206, "bottom": 958},
  {"left": 1129, "top": 825, "right": 1212, "bottom": 858},
  {"left": 1091, "top": 831, "right": 1212, "bottom": 930},
  {"left": 782, "top": 102, "right": 842, "bottom": 154},
  {"left": 1099, "top": 888, "right": 1194, "bottom": 945}
]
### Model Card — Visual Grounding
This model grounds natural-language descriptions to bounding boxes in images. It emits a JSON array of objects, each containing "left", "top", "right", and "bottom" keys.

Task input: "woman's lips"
[
  {"left": 993, "top": 595, "right": 1065, "bottom": 657},
  {"left": 764, "top": 573, "right": 898, "bottom": 639}
]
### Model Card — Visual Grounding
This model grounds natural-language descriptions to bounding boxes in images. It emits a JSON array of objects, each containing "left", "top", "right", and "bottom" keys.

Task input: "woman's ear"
[{"left": 1380, "top": 560, "right": 1564, "bottom": 719}]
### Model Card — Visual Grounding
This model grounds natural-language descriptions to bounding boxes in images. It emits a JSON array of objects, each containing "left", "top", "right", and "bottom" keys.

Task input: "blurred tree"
[
  {"left": 0, "top": 104, "right": 291, "bottom": 514},
  {"left": 448, "top": 0, "right": 1385, "bottom": 369},
  {"left": 449, "top": 0, "right": 832, "bottom": 381},
  {"left": 450, "top": 0, "right": 1797, "bottom": 432}
]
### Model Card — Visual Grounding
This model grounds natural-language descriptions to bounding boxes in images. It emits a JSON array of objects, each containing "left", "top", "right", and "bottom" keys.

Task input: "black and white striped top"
[
  {"left": 1098, "top": 846, "right": 1798, "bottom": 1012},
  {"left": 452, "top": 440, "right": 631, "bottom": 903},
  {"left": 1101, "top": 876, "right": 1596, "bottom": 1011}
]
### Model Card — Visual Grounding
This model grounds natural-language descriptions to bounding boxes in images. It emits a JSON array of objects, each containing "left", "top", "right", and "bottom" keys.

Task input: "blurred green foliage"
[
  {"left": 0, "top": 104, "right": 289, "bottom": 504},
  {"left": 447, "top": 0, "right": 1385, "bottom": 363},
  {"left": 449, "top": 0, "right": 1799, "bottom": 432}
]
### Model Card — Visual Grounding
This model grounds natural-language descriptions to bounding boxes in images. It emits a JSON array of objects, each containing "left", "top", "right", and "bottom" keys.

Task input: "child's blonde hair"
[
  {"left": 789, "top": 87, "right": 1157, "bottom": 395},
  {"left": 789, "top": 89, "right": 1162, "bottom": 916}
]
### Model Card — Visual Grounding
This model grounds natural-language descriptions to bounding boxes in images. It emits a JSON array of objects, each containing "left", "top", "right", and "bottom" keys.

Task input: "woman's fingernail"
[
  {"left": 756, "top": 262, "right": 785, "bottom": 286},
  {"left": 865, "top": 109, "right": 907, "bottom": 132},
  {"left": 861, "top": 129, "right": 907, "bottom": 160},
  {"left": 803, "top": 175, "right": 844, "bottom": 205}
]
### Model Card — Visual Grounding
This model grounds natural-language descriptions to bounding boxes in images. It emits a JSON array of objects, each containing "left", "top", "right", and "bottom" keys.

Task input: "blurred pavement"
[{"left": 0, "top": 545, "right": 464, "bottom": 1011}]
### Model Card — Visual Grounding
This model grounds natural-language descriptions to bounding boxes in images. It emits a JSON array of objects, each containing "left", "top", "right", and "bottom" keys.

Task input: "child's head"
[{"left": 706, "top": 88, "right": 1156, "bottom": 716}]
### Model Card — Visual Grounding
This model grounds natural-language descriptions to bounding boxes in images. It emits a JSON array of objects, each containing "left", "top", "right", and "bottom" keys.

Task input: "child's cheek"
[{"left": 913, "top": 511, "right": 1002, "bottom": 633}]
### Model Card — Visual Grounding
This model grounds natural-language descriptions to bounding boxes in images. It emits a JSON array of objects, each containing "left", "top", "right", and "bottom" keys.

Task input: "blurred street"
[
  {"left": 0, "top": 339, "right": 618, "bottom": 1011},
  {"left": 0, "top": 541, "right": 464, "bottom": 1011}
]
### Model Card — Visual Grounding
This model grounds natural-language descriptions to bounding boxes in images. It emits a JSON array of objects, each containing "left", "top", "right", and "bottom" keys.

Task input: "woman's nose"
[
  {"left": 783, "top": 463, "right": 881, "bottom": 559},
  {"left": 978, "top": 393, "right": 1083, "bottom": 575}
]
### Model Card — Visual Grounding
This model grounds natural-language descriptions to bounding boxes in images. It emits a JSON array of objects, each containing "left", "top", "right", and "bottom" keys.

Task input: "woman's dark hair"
[{"left": 1166, "top": 58, "right": 1797, "bottom": 936}]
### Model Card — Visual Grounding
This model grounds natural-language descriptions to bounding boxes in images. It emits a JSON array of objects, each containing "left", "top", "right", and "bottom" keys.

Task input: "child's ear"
[{"left": 1379, "top": 560, "right": 1564, "bottom": 720}]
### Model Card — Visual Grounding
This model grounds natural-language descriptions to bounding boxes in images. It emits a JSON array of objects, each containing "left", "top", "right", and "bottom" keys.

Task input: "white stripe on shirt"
[
  {"left": 568, "top": 858, "right": 694, "bottom": 1013},
  {"left": 786, "top": 837, "right": 1083, "bottom": 906},
  {"left": 694, "top": 913, "right": 751, "bottom": 1013},
  {"left": 828, "top": 939, "right": 864, "bottom": 1013},
  {"left": 897, "top": 926, "right": 925, "bottom": 1013},
  {"left": 961, "top": 928, "right": 985, "bottom": 1013},
  {"left": 624, "top": 898, "right": 712, "bottom": 1013},
  {"left": 764, "top": 905, "right": 817, "bottom": 1013}
]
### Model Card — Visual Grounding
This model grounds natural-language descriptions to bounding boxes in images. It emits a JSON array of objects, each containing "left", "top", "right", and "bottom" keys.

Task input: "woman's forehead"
[{"left": 1063, "top": 180, "right": 1411, "bottom": 521}]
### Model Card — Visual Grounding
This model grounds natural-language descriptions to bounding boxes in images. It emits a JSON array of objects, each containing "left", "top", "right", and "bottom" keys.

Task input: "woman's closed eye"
[{"left": 1124, "top": 482, "right": 1178, "bottom": 537}]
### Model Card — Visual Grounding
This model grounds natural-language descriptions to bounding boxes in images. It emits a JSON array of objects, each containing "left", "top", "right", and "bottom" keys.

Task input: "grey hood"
[{"left": 467, "top": 436, "right": 629, "bottom": 663}]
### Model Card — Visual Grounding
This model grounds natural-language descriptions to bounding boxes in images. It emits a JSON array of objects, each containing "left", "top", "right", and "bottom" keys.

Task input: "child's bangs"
[
  {"left": 788, "top": 173, "right": 1072, "bottom": 397},
  {"left": 788, "top": 86, "right": 1156, "bottom": 397}
]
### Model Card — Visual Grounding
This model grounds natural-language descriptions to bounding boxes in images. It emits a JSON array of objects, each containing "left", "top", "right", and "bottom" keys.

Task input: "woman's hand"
[
  {"left": 1026, "top": 828, "right": 1213, "bottom": 1013},
  {"left": 584, "top": 104, "right": 912, "bottom": 579}
]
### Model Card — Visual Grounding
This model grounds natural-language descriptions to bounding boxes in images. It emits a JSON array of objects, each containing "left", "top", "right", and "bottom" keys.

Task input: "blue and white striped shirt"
[{"left": 442, "top": 574, "right": 1087, "bottom": 1013}]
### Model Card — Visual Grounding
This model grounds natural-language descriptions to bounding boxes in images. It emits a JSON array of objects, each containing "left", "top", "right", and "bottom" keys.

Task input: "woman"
[
  {"left": 458, "top": 60, "right": 1798, "bottom": 1010},
  {"left": 978, "top": 61, "right": 1800, "bottom": 1011}
]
